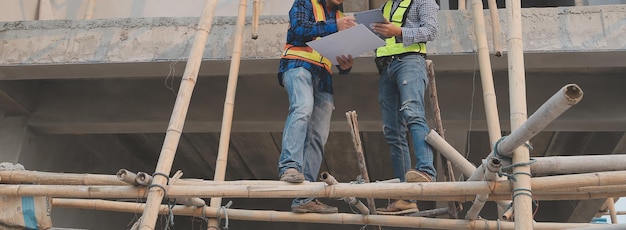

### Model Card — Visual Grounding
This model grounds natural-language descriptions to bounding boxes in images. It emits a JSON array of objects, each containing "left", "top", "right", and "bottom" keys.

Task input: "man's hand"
[
  {"left": 337, "top": 16, "right": 356, "bottom": 31},
  {"left": 336, "top": 54, "right": 353, "bottom": 71},
  {"left": 372, "top": 22, "right": 401, "bottom": 38}
]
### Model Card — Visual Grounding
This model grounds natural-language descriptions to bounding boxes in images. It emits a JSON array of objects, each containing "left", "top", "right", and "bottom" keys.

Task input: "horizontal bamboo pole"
[
  {"left": 3, "top": 171, "right": 624, "bottom": 199},
  {"left": 0, "top": 170, "right": 127, "bottom": 185},
  {"left": 0, "top": 170, "right": 299, "bottom": 186},
  {"left": 52, "top": 199, "right": 596, "bottom": 230}
]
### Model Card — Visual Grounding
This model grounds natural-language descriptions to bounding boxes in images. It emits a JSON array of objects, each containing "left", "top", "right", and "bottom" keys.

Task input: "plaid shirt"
[
  {"left": 384, "top": 0, "right": 439, "bottom": 46},
  {"left": 278, "top": 0, "right": 349, "bottom": 94}
]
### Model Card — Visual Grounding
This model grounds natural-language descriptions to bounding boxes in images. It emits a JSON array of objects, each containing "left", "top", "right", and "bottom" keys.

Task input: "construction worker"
[
  {"left": 276, "top": 0, "right": 356, "bottom": 214},
  {"left": 371, "top": 0, "right": 439, "bottom": 214}
]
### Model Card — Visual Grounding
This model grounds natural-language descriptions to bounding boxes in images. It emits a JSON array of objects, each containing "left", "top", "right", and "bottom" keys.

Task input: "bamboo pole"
[
  {"left": 117, "top": 169, "right": 140, "bottom": 185},
  {"left": 426, "top": 60, "right": 460, "bottom": 218},
  {"left": 137, "top": 0, "right": 218, "bottom": 229},
  {"left": 465, "top": 158, "right": 501, "bottom": 219},
  {"left": 84, "top": 0, "right": 96, "bottom": 19},
  {"left": 207, "top": 0, "right": 248, "bottom": 228},
  {"left": 458, "top": 0, "right": 466, "bottom": 10},
  {"left": 251, "top": 0, "right": 260, "bottom": 39},
  {"left": 0, "top": 170, "right": 125, "bottom": 185},
  {"left": 345, "top": 111, "right": 378, "bottom": 215},
  {"left": 320, "top": 172, "right": 369, "bottom": 215},
  {"left": 487, "top": 0, "right": 502, "bottom": 56},
  {"left": 467, "top": 84, "right": 583, "bottom": 181},
  {"left": 469, "top": 0, "right": 502, "bottom": 147},
  {"left": 5, "top": 170, "right": 625, "bottom": 199},
  {"left": 505, "top": 0, "right": 533, "bottom": 228},
  {"left": 52, "top": 198, "right": 598, "bottom": 230},
  {"left": 424, "top": 135, "right": 626, "bottom": 176},
  {"left": 135, "top": 172, "right": 152, "bottom": 186},
  {"left": 5, "top": 183, "right": 626, "bottom": 203},
  {"left": 606, "top": 197, "right": 618, "bottom": 224},
  {"left": 37, "top": 0, "right": 53, "bottom": 20}
]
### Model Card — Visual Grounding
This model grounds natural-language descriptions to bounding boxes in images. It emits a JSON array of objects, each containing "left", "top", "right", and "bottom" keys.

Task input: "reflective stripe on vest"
[
  {"left": 281, "top": 0, "right": 343, "bottom": 73},
  {"left": 376, "top": 0, "right": 426, "bottom": 57}
]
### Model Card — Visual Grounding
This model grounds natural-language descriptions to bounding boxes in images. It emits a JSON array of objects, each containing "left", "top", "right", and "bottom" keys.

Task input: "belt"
[{"left": 376, "top": 52, "right": 426, "bottom": 63}]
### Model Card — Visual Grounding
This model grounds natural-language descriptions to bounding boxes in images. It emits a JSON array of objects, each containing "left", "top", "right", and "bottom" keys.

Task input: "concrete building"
[{"left": 1, "top": 0, "right": 625, "bottom": 229}]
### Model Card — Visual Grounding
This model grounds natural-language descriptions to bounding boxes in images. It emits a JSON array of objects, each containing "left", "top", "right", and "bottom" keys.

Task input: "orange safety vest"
[{"left": 281, "top": 0, "right": 344, "bottom": 73}]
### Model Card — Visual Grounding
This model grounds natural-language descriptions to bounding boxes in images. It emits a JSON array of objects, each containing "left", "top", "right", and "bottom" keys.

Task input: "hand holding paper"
[{"left": 306, "top": 24, "right": 385, "bottom": 65}]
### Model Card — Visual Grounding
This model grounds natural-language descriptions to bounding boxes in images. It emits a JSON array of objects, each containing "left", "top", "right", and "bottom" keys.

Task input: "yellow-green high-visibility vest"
[
  {"left": 281, "top": 0, "right": 344, "bottom": 73},
  {"left": 376, "top": 0, "right": 427, "bottom": 57}
]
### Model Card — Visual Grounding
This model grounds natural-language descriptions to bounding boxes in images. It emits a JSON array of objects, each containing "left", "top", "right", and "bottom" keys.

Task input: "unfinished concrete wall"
[
  {"left": 0, "top": 0, "right": 294, "bottom": 21},
  {"left": 1, "top": 5, "right": 625, "bottom": 71}
]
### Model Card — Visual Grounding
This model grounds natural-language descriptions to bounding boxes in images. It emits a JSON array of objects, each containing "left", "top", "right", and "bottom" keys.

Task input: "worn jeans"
[
  {"left": 378, "top": 54, "right": 436, "bottom": 182},
  {"left": 278, "top": 67, "right": 334, "bottom": 206}
]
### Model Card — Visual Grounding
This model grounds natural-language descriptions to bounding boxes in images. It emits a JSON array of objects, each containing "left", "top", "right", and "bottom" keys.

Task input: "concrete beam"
[{"left": 1, "top": 6, "right": 625, "bottom": 71}]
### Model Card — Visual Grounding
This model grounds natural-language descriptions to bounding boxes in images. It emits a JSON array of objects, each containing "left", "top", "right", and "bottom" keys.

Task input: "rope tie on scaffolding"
[
  {"left": 164, "top": 199, "right": 176, "bottom": 229},
  {"left": 498, "top": 159, "right": 536, "bottom": 182},
  {"left": 147, "top": 172, "right": 170, "bottom": 198},
  {"left": 217, "top": 200, "right": 233, "bottom": 230}
]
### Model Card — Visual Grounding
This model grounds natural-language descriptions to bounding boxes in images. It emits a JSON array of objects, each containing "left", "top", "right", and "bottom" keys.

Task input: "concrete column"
[{"left": 0, "top": 115, "right": 29, "bottom": 163}]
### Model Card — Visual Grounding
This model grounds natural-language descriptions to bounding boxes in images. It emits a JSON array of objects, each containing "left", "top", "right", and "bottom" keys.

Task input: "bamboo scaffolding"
[
  {"left": 4, "top": 170, "right": 625, "bottom": 199},
  {"left": 487, "top": 0, "right": 502, "bottom": 56},
  {"left": 137, "top": 0, "right": 218, "bottom": 229},
  {"left": 51, "top": 198, "right": 599, "bottom": 230},
  {"left": 466, "top": 158, "right": 502, "bottom": 219},
  {"left": 426, "top": 60, "right": 460, "bottom": 218},
  {"left": 606, "top": 197, "right": 618, "bottom": 224},
  {"left": 84, "top": 0, "right": 96, "bottom": 19},
  {"left": 506, "top": 0, "right": 533, "bottom": 228},
  {"left": 116, "top": 169, "right": 140, "bottom": 185},
  {"left": 467, "top": 84, "right": 584, "bottom": 181},
  {"left": 207, "top": 0, "right": 248, "bottom": 228},
  {"left": 424, "top": 134, "right": 626, "bottom": 176},
  {"left": 251, "top": 0, "right": 260, "bottom": 39},
  {"left": 320, "top": 172, "right": 369, "bottom": 215},
  {"left": 345, "top": 111, "right": 377, "bottom": 215}
]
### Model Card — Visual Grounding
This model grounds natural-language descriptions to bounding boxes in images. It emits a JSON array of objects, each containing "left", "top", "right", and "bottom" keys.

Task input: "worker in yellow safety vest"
[
  {"left": 276, "top": 0, "right": 355, "bottom": 214},
  {"left": 371, "top": 0, "right": 440, "bottom": 215}
]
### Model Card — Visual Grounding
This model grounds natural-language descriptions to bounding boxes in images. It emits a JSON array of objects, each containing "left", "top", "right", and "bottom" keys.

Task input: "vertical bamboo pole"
[
  {"left": 37, "top": 0, "right": 53, "bottom": 20},
  {"left": 136, "top": 1, "right": 218, "bottom": 229},
  {"left": 506, "top": 0, "right": 533, "bottom": 228},
  {"left": 207, "top": 0, "right": 248, "bottom": 229},
  {"left": 251, "top": 0, "right": 261, "bottom": 39},
  {"left": 486, "top": 0, "right": 502, "bottom": 56},
  {"left": 469, "top": 0, "right": 502, "bottom": 148},
  {"left": 458, "top": 0, "right": 466, "bottom": 10},
  {"left": 345, "top": 111, "right": 378, "bottom": 216},
  {"left": 426, "top": 60, "right": 459, "bottom": 218},
  {"left": 84, "top": 0, "right": 96, "bottom": 19}
]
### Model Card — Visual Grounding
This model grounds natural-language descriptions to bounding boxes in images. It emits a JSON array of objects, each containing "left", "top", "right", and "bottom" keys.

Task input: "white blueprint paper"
[{"left": 306, "top": 24, "right": 385, "bottom": 65}]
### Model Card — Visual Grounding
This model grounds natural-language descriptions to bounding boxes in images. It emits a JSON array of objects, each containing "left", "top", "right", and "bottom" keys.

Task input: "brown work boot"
[
  {"left": 376, "top": 199, "right": 419, "bottom": 213},
  {"left": 280, "top": 168, "right": 305, "bottom": 183},
  {"left": 291, "top": 199, "right": 338, "bottom": 214},
  {"left": 405, "top": 169, "right": 433, "bottom": 183}
]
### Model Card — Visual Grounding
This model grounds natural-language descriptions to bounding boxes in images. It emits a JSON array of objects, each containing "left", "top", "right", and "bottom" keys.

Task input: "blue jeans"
[
  {"left": 278, "top": 67, "right": 334, "bottom": 206},
  {"left": 378, "top": 54, "right": 436, "bottom": 182}
]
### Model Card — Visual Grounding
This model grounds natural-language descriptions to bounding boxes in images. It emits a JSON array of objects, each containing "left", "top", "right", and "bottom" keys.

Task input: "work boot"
[
  {"left": 376, "top": 199, "right": 419, "bottom": 213},
  {"left": 405, "top": 169, "right": 433, "bottom": 183},
  {"left": 280, "top": 168, "right": 305, "bottom": 183},
  {"left": 291, "top": 199, "right": 338, "bottom": 214}
]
